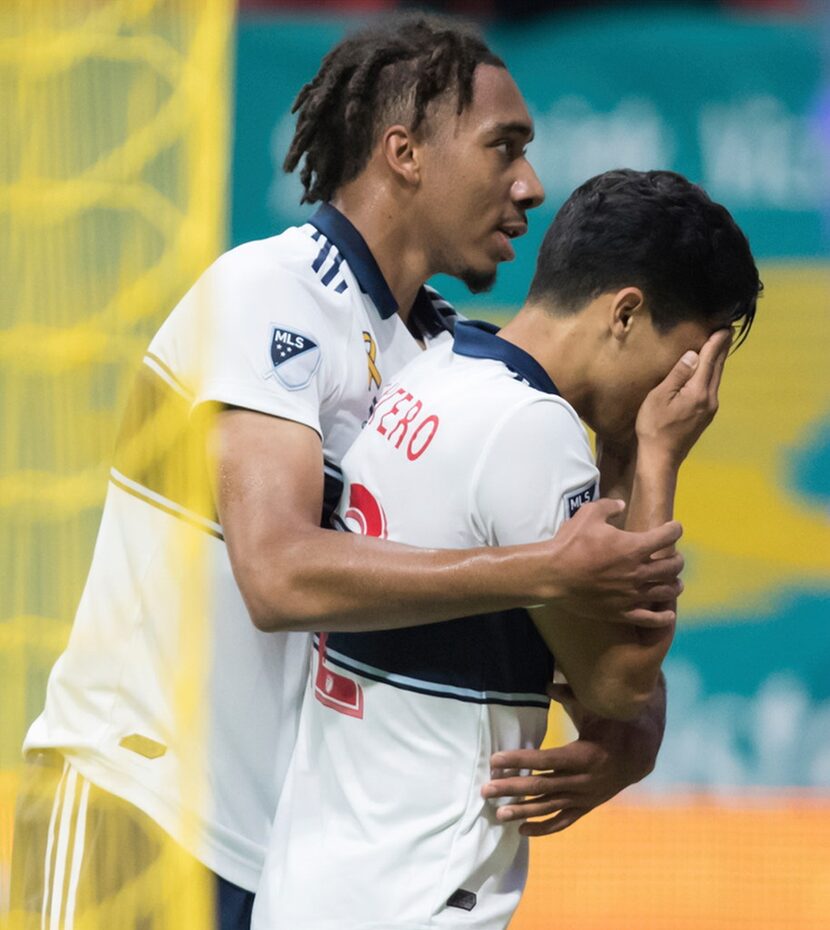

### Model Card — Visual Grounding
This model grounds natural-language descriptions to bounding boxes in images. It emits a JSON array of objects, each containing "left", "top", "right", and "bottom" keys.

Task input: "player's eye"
[{"left": 493, "top": 140, "right": 526, "bottom": 160}]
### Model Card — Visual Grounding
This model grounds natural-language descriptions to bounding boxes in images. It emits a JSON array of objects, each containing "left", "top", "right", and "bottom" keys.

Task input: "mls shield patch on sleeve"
[
  {"left": 267, "top": 326, "right": 321, "bottom": 390},
  {"left": 565, "top": 480, "right": 597, "bottom": 519}
]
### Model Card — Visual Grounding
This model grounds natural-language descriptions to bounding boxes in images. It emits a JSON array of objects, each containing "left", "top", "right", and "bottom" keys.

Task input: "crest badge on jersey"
[
  {"left": 266, "top": 325, "right": 321, "bottom": 390},
  {"left": 565, "top": 480, "right": 598, "bottom": 519}
]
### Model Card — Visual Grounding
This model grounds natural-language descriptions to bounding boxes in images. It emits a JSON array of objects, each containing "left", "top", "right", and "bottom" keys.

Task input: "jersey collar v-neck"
[
  {"left": 309, "top": 203, "right": 397, "bottom": 318},
  {"left": 308, "top": 203, "right": 451, "bottom": 336},
  {"left": 452, "top": 320, "right": 560, "bottom": 396}
]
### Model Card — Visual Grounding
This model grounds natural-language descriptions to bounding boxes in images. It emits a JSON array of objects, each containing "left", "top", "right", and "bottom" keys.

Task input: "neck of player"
[
  {"left": 331, "top": 184, "right": 433, "bottom": 331},
  {"left": 498, "top": 302, "right": 601, "bottom": 426}
]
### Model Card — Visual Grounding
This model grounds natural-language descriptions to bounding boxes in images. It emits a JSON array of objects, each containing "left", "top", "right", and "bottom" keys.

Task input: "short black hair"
[
  {"left": 527, "top": 169, "right": 761, "bottom": 348},
  {"left": 284, "top": 15, "right": 505, "bottom": 204}
]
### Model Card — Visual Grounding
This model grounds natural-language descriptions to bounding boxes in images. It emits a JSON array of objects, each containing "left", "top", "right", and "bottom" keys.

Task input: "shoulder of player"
[
  {"left": 209, "top": 228, "right": 322, "bottom": 285},
  {"left": 402, "top": 348, "right": 578, "bottom": 424},
  {"left": 401, "top": 358, "right": 587, "bottom": 460},
  {"left": 465, "top": 394, "right": 591, "bottom": 475},
  {"left": 446, "top": 350, "right": 579, "bottom": 421},
  {"left": 206, "top": 227, "right": 352, "bottom": 319},
  {"left": 467, "top": 395, "right": 596, "bottom": 518},
  {"left": 150, "top": 228, "right": 354, "bottom": 365},
  {"left": 493, "top": 392, "right": 585, "bottom": 437}
]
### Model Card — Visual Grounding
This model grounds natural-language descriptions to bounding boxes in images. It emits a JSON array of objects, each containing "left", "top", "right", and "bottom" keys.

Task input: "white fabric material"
[{"left": 253, "top": 340, "right": 598, "bottom": 929}]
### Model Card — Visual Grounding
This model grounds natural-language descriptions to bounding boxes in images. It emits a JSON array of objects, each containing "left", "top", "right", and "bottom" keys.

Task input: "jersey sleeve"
[
  {"left": 149, "top": 241, "right": 341, "bottom": 438},
  {"left": 470, "top": 398, "right": 599, "bottom": 547}
]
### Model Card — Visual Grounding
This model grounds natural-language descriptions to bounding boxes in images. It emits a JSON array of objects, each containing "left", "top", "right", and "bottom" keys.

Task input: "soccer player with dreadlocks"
[{"left": 14, "top": 16, "right": 682, "bottom": 930}]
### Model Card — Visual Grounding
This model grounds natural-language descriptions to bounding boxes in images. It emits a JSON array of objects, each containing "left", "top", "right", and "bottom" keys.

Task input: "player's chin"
[{"left": 460, "top": 264, "right": 498, "bottom": 295}]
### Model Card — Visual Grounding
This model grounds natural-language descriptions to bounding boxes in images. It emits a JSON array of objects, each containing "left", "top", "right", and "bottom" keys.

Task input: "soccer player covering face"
[
  {"left": 252, "top": 169, "right": 761, "bottom": 930},
  {"left": 13, "top": 18, "right": 683, "bottom": 930}
]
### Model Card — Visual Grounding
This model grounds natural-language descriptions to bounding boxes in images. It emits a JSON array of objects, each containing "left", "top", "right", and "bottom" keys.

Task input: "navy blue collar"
[
  {"left": 309, "top": 203, "right": 399, "bottom": 319},
  {"left": 452, "top": 320, "right": 560, "bottom": 395}
]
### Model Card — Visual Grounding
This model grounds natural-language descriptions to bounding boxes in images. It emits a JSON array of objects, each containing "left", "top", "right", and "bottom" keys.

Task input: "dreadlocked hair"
[{"left": 284, "top": 15, "right": 505, "bottom": 204}]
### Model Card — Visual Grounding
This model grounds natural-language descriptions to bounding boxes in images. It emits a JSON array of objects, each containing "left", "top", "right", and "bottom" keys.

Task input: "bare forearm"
[
  {"left": 234, "top": 527, "right": 555, "bottom": 632},
  {"left": 215, "top": 410, "right": 564, "bottom": 633},
  {"left": 618, "top": 449, "right": 679, "bottom": 667},
  {"left": 215, "top": 409, "right": 684, "bottom": 636},
  {"left": 553, "top": 444, "right": 679, "bottom": 718},
  {"left": 625, "top": 449, "right": 679, "bottom": 534},
  {"left": 573, "top": 671, "right": 667, "bottom": 781},
  {"left": 529, "top": 449, "right": 680, "bottom": 715}
]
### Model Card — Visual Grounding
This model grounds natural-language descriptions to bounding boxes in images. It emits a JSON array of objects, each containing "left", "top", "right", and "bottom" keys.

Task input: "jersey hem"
[{"left": 28, "top": 747, "right": 264, "bottom": 892}]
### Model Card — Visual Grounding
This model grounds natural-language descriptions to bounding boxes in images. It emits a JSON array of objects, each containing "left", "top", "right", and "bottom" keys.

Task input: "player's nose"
[{"left": 512, "top": 159, "right": 545, "bottom": 211}]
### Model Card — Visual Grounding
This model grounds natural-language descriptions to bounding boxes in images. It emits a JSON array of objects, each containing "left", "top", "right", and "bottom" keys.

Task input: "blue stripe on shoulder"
[
  {"left": 320, "top": 253, "right": 344, "bottom": 286},
  {"left": 312, "top": 239, "right": 333, "bottom": 273}
]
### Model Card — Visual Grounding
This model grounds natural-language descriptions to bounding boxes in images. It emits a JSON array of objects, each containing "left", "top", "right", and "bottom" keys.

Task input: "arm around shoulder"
[{"left": 210, "top": 406, "right": 563, "bottom": 632}]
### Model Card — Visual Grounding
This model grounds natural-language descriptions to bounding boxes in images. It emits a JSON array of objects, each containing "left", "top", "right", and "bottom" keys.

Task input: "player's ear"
[
  {"left": 381, "top": 125, "right": 421, "bottom": 187},
  {"left": 609, "top": 288, "right": 645, "bottom": 343}
]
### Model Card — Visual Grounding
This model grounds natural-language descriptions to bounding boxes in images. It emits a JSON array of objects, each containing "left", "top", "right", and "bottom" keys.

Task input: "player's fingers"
[
  {"left": 639, "top": 579, "right": 684, "bottom": 604},
  {"left": 483, "top": 772, "right": 592, "bottom": 799},
  {"left": 634, "top": 521, "right": 683, "bottom": 559},
  {"left": 488, "top": 768, "right": 521, "bottom": 781},
  {"left": 658, "top": 349, "right": 700, "bottom": 395},
  {"left": 579, "top": 497, "right": 626, "bottom": 525},
  {"left": 619, "top": 606, "right": 676, "bottom": 628},
  {"left": 483, "top": 776, "right": 559, "bottom": 799},
  {"left": 691, "top": 329, "right": 731, "bottom": 391},
  {"left": 707, "top": 329, "right": 732, "bottom": 403},
  {"left": 518, "top": 807, "right": 589, "bottom": 837},
  {"left": 637, "top": 550, "right": 684, "bottom": 582},
  {"left": 495, "top": 798, "right": 573, "bottom": 822},
  {"left": 489, "top": 744, "right": 594, "bottom": 775}
]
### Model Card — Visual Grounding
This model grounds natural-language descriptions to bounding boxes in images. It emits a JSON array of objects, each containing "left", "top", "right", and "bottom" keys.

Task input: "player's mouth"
[{"left": 494, "top": 221, "right": 527, "bottom": 261}]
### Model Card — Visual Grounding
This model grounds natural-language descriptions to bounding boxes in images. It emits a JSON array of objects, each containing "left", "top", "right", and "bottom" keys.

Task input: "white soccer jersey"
[
  {"left": 253, "top": 321, "right": 599, "bottom": 930},
  {"left": 23, "top": 204, "right": 456, "bottom": 891}
]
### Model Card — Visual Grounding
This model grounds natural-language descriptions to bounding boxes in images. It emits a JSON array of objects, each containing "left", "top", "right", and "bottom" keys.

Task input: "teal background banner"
[
  {"left": 232, "top": 8, "right": 829, "bottom": 284},
  {"left": 231, "top": 7, "right": 830, "bottom": 791}
]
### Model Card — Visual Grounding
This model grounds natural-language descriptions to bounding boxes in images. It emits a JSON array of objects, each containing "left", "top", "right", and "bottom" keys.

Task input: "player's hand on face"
[
  {"left": 548, "top": 498, "right": 684, "bottom": 629},
  {"left": 481, "top": 684, "right": 661, "bottom": 836},
  {"left": 635, "top": 328, "right": 732, "bottom": 466}
]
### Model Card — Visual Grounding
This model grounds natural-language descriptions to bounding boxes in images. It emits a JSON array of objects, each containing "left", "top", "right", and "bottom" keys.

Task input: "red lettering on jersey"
[
  {"left": 406, "top": 415, "right": 440, "bottom": 461},
  {"left": 376, "top": 389, "right": 410, "bottom": 436},
  {"left": 314, "top": 633, "right": 364, "bottom": 719},
  {"left": 388, "top": 399, "right": 422, "bottom": 449},
  {"left": 371, "top": 383, "right": 441, "bottom": 461},
  {"left": 366, "top": 383, "right": 400, "bottom": 426}
]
